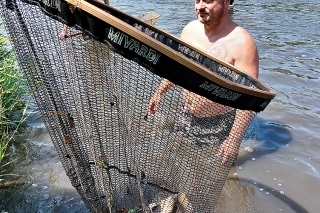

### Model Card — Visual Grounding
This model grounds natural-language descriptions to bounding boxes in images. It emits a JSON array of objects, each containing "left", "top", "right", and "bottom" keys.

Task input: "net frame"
[{"left": 82, "top": 0, "right": 275, "bottom": 111}]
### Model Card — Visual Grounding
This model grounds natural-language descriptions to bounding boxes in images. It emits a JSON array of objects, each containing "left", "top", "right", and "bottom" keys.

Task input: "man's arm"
[
  {"left": 233, "top": 30, "right": 259, "bottom": 78},
  {"left": 147, "top": 79, "right": 174, "bottom": 115},
  {"left": 146, "top": 22, "right": 194, "bottom": 116},
  {"left": 218, "top": 30, "right": 259, "bottom": 165},
  {"left": 217, "top": 109, "right": 255, "bottom": 165}
]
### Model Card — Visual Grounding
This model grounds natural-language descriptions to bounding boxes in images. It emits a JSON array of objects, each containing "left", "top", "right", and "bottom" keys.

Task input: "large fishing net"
[{"left": 0, "top": 0, "right": 275, "bottom": 212}]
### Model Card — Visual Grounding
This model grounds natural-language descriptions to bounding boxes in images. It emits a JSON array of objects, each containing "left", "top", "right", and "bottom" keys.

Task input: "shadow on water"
[
  {"left": 240, "top": 178, "right": 309, "bottom": 213},
  {"left": 225, "top": 116, "right": 309, "bottom": 213},
  {"left": 237, "top": 116, "right": 293, "bottom": 165}
]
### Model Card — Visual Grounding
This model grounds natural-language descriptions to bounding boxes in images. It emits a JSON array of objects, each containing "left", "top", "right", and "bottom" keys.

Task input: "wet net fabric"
[{"left": 0, "top": 0, "right": 273, "bottom": 212}]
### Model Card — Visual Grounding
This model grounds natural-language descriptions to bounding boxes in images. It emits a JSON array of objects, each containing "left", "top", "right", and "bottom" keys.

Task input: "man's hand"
[
  {"left": 59, "top": 31, "right": 67, "bottom": 41},
  {"left": 216, "top": 139, "right": 239, "bottom": 165},
  {"left": 59, "top": 25, "right": 68, "bottom": 41},
  {"left": 147, "top": 93, "right": 162, "bottom": 115}
]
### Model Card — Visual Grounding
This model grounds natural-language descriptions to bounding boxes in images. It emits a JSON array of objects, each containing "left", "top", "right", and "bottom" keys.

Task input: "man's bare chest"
[{"left": 191, "top": 36, "right": 235, "bottom": 63}]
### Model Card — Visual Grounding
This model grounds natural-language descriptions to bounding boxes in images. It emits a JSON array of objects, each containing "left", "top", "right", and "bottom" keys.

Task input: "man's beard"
[{"left": 195, "top": 4, "right": 225, "bottom": 26}]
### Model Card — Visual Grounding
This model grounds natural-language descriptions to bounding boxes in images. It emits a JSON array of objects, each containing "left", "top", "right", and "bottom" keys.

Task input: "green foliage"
[
  {"left": 0, "top": 30, "right": 29, "bottom": 180},
  {"left": 127, "top": 207, "right": 140, "bottom": 213}
]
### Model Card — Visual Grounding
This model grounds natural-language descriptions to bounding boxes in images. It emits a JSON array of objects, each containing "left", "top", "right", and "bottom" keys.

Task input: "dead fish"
[{"left": 160, "top": 194, "right": 177, "bottom": 213}]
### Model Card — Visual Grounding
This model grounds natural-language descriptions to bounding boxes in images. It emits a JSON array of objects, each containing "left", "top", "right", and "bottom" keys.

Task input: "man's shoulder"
[
  {"left": 183, "top": 20, "right": 201, "bottom": 31},
  {"left": 229, "top": 25, "right": 256, "bottom": 46},
  {"left": 228, "top": 26, "right": 259, "bottom": 78},
  {"left": 181, "top": 20, "right": 201, "bottom": 41}
]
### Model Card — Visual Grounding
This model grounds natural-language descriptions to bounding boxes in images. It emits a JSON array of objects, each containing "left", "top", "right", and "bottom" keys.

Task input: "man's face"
[{"left": 195, "top": 0, "right": 227, "bottom": 25}]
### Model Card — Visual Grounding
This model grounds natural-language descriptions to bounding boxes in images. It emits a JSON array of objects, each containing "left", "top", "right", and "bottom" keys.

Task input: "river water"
[{"left": 1, "top": 0, "right": 319, "bottom": 212}]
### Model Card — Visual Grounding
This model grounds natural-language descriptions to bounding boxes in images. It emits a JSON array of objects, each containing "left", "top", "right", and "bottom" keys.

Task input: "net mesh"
[{"left": 0, "top": 0, "right": 272, "bottom": 212}]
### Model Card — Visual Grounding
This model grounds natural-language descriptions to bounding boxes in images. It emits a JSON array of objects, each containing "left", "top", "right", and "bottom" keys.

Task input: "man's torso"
[{"left": 181, "top": 20, "right": 243, "bottom": 117}]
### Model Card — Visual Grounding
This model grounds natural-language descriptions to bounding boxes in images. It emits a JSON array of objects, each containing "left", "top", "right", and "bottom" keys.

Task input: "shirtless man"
[{"left": 147, "top": 0, "right": 259, "bottom": 165}]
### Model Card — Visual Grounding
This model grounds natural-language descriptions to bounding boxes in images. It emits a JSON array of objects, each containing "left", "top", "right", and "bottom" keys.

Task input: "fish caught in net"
[{"left": 0, "top": 0, "right": 275, "bottom": 212}]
